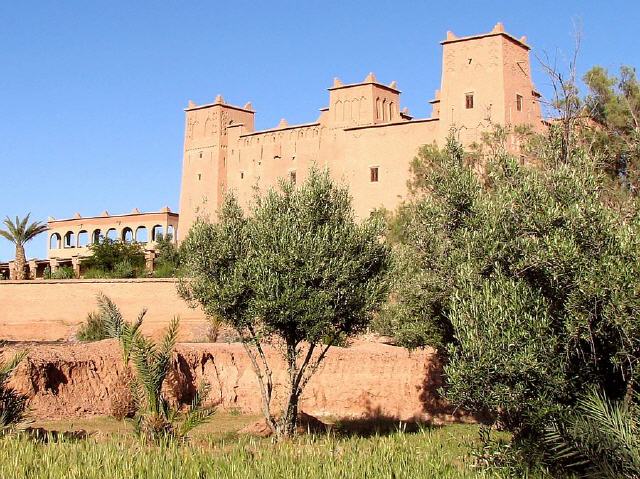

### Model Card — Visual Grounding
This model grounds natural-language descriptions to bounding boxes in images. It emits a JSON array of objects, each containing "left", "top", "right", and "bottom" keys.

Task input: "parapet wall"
[{"left": 0, "top": 279, "right": 208, "bottom": 342}]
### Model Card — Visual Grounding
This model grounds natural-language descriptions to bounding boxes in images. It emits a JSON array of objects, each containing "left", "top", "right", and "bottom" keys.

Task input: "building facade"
[{"left": 178, "top": 23, "right": 543, "bottom": 237}]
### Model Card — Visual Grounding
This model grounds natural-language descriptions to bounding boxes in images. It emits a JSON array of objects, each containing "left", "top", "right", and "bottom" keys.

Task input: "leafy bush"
[
  {"left": 0, "top": 347, "right": 27, "bottom": 430},
  {"left": 153, "top": 233, "right": 181, "bottom": 278},
  {"left": 381, "top": 133, "right": 640, "bottom": 452},
  {"left": 82, "top": 237, "right": 145, "bottom": 278},
  {"left": 544, "top": 390, "right": 640, "bottom": 478},
  {"left": 43, "top": 266, "right": 75, "bottom": 280},
  {"left": 76, "top": 311, "right": 109, "bottom": 342}
]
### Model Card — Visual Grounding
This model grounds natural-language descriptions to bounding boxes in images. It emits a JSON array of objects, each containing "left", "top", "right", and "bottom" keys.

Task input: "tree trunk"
[
  {"left": 280, "top": 390, "right": 299, "bottom": 438},
  {"left": 279, "top": 342, "right": 300, "bottom": 439},
  {"left": 14, "top": 244, "right": 26, "bottom": 280}
]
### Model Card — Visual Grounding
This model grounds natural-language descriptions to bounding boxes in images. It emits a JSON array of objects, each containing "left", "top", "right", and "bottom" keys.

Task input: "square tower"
[
  {"left": 178, "top": 95, "right": 254, "bottom": 239},
  {"left": 437, "top": 23, "right": 542, "bottom": 146}
]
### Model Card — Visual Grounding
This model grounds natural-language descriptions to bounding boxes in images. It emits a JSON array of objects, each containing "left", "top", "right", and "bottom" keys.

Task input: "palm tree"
[{"left": 0, "top": 214, "right": 48, "bottom": 280}]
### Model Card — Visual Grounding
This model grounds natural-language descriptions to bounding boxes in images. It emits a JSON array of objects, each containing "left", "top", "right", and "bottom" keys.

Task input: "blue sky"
[{"left": 1, "top": 0, "right": 638, "bottom": 261}]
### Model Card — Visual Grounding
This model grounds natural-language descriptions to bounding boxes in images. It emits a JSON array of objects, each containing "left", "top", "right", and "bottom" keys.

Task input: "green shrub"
[
  {"left": 381, "top": 132, "right": 640, "bottom": 461},
  {"left": 76, "top": 312, "right": 109, "bottom": 342},
  {"left": 43, "top": 266, "right": 75, "bottom": 280},
  {"left": 82, "top": 237, "right": 145, "bottom": 278}
]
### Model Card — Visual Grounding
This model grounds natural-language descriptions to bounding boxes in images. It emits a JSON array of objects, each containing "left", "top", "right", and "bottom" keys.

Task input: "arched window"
[
  {"left": 334, "top": 101, "right": 343, "bottom": 121},
  {"left": 92, "top": 229, "right": 102, "bottom": 244},
  {"left": 49, "top": 233, "right": 61, "bottom": 250},
  {"left": 382, "top": 99, "right": 387, "bottom": 122},
  {"left": 167, "top": 225, "right": 175, "bottom": 241},
  {"left": 122, "top": 227, "right": 134, "bottom": 243},
  {"left": 375, "top": 98, "right": 382, "bottom": 119},
  {"left": 106, "top": 228, "right": 117, "bottom": 241},
  {"left": 389, "top": 101, "right": 394, "bottom": 121},
  {"left": 135, "top": 226, "right": 148, "bottom": 243},
  {"left": 64, "top": 231, "right": 75, "bottom": 248},
  {"left": 152, "top": 225, "right": 164, "bottom": 242},
  {"left": 77, "top": 230, "right": 88, "bottom": 247}
]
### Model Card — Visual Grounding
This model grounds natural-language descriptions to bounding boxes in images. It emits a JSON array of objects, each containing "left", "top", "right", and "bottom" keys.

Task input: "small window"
[
  {"left": 465, "top": 93, "right": 474, "bottom": 109},
  {"left": 240, "top": 171, "right": 244, "bottom": 179},
  {"left": 370, "top": 166, "right": 379, "bottom": 183},
  {"left": 197, "top": 173, "right": 202, "bottom": 181},
  {"left": 199, "top": 152, "right": 203, "bottom": 158},
  {"left": 516, "top": 94, "right": 523, "bottom": 112},
  {"left": 290, "top": 170, "right": 297, "bottom": 185}
]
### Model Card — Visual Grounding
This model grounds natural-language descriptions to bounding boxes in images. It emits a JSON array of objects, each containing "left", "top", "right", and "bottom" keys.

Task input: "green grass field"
[{"left": 0, "top": 415, "right": 508, "bottom": 478}]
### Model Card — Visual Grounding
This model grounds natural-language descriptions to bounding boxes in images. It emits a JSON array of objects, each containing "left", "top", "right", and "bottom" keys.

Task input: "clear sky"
[{"left": 1, "top": 0, "right": 638, "bottom": 261}]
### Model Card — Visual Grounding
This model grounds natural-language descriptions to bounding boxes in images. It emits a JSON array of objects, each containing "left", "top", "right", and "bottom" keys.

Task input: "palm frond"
[
  {"left": 544, "top": 389, "right": 640, "bottom": 478},
  {"left": 0, "top": 351, "right": 27, "bottom": 383},
  {"left": 177, "top": 381, "right": 216, "bottom": 438}
]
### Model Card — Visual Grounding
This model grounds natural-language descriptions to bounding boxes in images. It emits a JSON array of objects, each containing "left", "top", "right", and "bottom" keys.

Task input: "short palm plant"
[
  {"left": 544, "top": 389, "right": 640, "bottom": 478},
  {"left": 0, "top": 346, "right": 28, "bottom": 430},
  {"left": 0, "top": 214, "right": 48, "bottom": 280},
  {"left": 98, "top": 295, "right": 215, "bottom": 442},
  {"left": 129, "top": 318, "right": 214, "bottom": 442}
]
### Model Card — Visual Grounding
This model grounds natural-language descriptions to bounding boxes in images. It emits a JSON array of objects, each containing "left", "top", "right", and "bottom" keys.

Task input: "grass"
[{"left": 1, "top": 415, "right": 512, "bottom": 478}]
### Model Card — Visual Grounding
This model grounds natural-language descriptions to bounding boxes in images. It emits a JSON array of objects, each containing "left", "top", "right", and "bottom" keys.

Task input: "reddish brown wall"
[
  {"left": 6, "top": 340, "right": 461, "bottom": 422},
  {"left": 0, "top": 279, "right": 208, "bottom": 342}
]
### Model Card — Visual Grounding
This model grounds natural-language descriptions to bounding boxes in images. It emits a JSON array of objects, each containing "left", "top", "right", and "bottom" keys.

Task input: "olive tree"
[
  {"left": 378, "top": 132, "right": 640, "bottom": 445},
  {"left": 179, "top": 169, "right": 390, "bottom": 438}
]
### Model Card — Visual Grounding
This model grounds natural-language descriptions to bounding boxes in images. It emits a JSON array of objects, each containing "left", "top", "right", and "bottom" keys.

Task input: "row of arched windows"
[
  {"left": 49, "top": 225, "right": 175, "bottom": 250},
  {"left": 375, "top": 98, "right": 395, "bottom": 122}
]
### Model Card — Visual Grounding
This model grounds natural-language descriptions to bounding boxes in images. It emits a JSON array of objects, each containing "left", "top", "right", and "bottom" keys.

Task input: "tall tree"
[
  {"left": 582, "top": 65, "right": 640, "bottom": 193},
  {"left": 179, "top": 169, "right": 390, "bottom": 439},
  {"left": 0, "top": 214, "right": 47, "bottom": 280},
  {"left": 378, "top": 134, "right": 640, "bottom": 446}
]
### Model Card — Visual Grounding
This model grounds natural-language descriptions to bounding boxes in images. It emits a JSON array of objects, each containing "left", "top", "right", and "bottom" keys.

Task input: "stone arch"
[
  {"left": 77, "top": 230, "right": 88, "bottom": 247},
  {"left": 334, "top": 100, "right": 343, "bottom": 121},
  {"left": 382, "top": 98, "right": 387, "bottom": 122},
  {"left": 135, "top": 226, "right": 148, "bottom": 243},
  {"left": 375, "top": 98, "right": 382, "bottom": 119},
  {"left": 92, "top": 229, "right": 102, "bottom": 244},
  {"left": 63, "top": 231, "right": 75, "bottom": 248},
  {"left": 122, "top": 227, "right": 134, "bottom": 243},
  {"left": 152, "top": 225, "right": 164, "bottom": 241},
  {"left": 106, "top": 228, "right": 118, "bottom": 241},
  {"left": 343, "top": 100, "right": 351, "bottom": 121},
  {"left": 351, "top": 97, "right": 360, "bottom": 122},
  {"left": 389, "top": 101, "right": 394, "bottom": 121},
  {"left": 49, "top": 233, "right": 61, "bottom": 249}
]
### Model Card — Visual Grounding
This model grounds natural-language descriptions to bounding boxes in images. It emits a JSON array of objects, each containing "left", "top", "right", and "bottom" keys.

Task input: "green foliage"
[
  {"left": 582, "top": 65, "right": 640, "bottom": 193},
  {"left": 76, "top": 311, "right": 109, "bottom": 342},
  {"left": 98, "top": 294, "right": 215, "bottom": 442},
  {"left": 82, "top": 237, "right": 146, "bottom": 278},
  {"left": 44, "top": 265, "right": 75, "bottom": 280},
  {"left": 128, "top": 318, "right": 215, "bottom": 443},
  {"left": 180, "top": 168, "right": 390, "bottom": 438},
  {"left": 97, "top": 293, "right": 146, "bottom": 363},
  {"left": 0, "top": 347, "right": 28, "bottom": 430},
  {"left": 0, "top": 214, "right": 47, "bottom": 247},
  {"left": 544, "top": 390, "right": 640, "bottom": 478},
  {"left": 153, "top": 233, "right": 181, "bottom": 278},
  {"left": 381, "top": 133, "right": 640, "bottom": 450}
]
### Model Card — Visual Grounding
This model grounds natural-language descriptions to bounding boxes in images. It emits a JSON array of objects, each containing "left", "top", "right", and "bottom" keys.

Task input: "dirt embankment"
[{"left": 5, "top": 339, "right": 465, "bottom": 423}]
